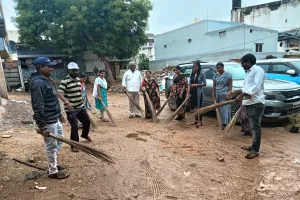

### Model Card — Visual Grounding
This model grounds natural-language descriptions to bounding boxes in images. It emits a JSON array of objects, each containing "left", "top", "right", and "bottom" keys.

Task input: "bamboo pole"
[
  {"left": 99, "top": 99, "right": 117, "bottom": 127},
  {"left": 124, "top": 91, "right": 145, "bottom": 114},
  {"left": 143, "top": 91, "right": 159, "bottom": 122},
  {"left": 156, "top": 93, "right": 175, "bottom": 117},
  {"left": 165, "top": 97, "right": 190, "bottom": 124}
]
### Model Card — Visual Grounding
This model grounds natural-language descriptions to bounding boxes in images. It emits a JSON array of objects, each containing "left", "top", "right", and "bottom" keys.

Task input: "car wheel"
[
  {"left": 231, "top": 103, "right": 241, "bottom": 124},
  {"left": 168, "top": 95, "right": 177, "bottom": 111}
]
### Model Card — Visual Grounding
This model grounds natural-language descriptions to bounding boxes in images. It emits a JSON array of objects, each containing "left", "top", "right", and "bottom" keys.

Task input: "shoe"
[
  {"left": 57, "top": 165, "right": 66, "bottom": 171},
  {"left": 48, "top": 171, "right": 69, "bottom": 179},
  {"left": 129, "top": 114, "right": 134, "bottom": 118},
  {"left": 241, "top": 146, "right": 252, "bottom": 151},
  {"left": 175, "top": 116, "right": 183, "bottom": 121},
  {"left": 135, "top": 114, "right": 142, "bottom": 118},
  {"left": 245, "top": 150, "right": 259, "bottom": 159}
]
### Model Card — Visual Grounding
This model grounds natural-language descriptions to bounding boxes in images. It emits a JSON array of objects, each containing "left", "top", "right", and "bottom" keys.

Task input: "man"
[
  {"left": 227, "top": 54, "right": 265, "bottom": 159},
  {"left": 122, "top": 61, "right": 143, "bottom": 118},
  {"left": 30, "top": 57, "right": 69, "bottom": 179},
  {"left": 58, "top": 62, "right": 92, "bottom": 152}
]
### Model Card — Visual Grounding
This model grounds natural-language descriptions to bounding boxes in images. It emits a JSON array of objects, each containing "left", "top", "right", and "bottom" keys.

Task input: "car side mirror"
[{"left": 286, "top": 69, "right": 296, "bottom": 75}]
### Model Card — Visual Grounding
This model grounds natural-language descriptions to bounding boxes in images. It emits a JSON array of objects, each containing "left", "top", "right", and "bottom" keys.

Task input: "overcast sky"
[{"left": 2, "top": 0, "right": 275, "bottom": 34}]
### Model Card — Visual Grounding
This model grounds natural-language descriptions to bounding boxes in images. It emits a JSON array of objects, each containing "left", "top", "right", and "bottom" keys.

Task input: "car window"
[
  {"left": 184, "top": 69, "right": 193, "bottom": 76},
  {"left": 224, "top": 64, "right": 245, "bottom": 80},
  {"left": 202, "top": 68, "right": 216, "bottom": 79},
  {"left": 271, "top": 64, "right": 291, "bottom": 74},
  {"left": 256, "top": 64, "right": 269, "bottom": 72},
  {"left": 290, "top": 61, "right": 300, "bottom": 71}
]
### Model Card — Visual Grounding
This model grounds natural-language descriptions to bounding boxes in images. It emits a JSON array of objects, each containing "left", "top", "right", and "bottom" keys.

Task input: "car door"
[
  {"left": 269, "top": 63, "right": 300, "bottom": 84},
  {"left": 202, "top": 66, "right": 216, "bottom": 106},
  {"left": 256, "top": 63, "right": 270, "bottom": 76}
]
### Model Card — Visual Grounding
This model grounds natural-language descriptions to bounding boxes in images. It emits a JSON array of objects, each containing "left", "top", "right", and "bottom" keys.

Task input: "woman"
[
  {"left": 212, "top": 62, "right": 232, "bottom": 129},
  {"left": 170, "top": 65, "right": 188, "bottom": 121},
  {"left": 189, "top": 61, "right": 206, "bottom": 128},
  {"left": 141, "top": 71, "right": 161, "bottom": 119},
  {"left": 78, "top": 73, "right": 91, "bottom": 128},
  {"left": 93, "top": 70, "right": 109, "bottom": 122}
]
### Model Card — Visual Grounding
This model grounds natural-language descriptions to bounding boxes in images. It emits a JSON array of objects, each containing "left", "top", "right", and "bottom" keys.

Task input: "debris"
[
  {"left": 1, "top": 135, "right": 12, "bottom": 138},
  {"left": 217, "top": 157, "right": 225, "bottom": 162},
  {"left": 3, "top": 176, "right": 10, "bottom": 181},
  {"left": 289, "top": 126, "right": 299, "bottom": 134},
  {"left": 189, "top": 163, "right": 197, "bottom": 168},
  {"left": 28, "top": 156, "right": 37, "bottom": 163},
  {"left": 24, "top": 171, "right": 43, "bottom": 180},
  {"left": 35, "top": 185, "right": 47, "bottom": 190},
  {"left": 10, "top": 99, "right": 29, "bottom": 105},
  {"left": 183, "top": 171, "right": 191, "bottom": 177},
  {"left": 21, "top": 120, "right": 34, "bottom": 125},
  {"left": 211, "top": 178, "right": 222, "bottom": 184}
]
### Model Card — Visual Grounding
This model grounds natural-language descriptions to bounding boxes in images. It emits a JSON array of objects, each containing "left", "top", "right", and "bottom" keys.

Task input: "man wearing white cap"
[
  {"left": 58, "top": 62, "right": 92, "bottom": 152},
  {"left": 122, "top": 61, "right": 143, "bottom": 118}
]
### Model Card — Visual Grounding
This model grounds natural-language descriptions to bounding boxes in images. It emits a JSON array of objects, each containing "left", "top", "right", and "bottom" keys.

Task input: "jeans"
[
  {"left": 66, "top": 109, "right": 90, "bottom": 142},
  {"left": 246, "top": 103, "right": 264, "bottom": 152},
  {"left": 44, "top": 121, "right": 63, "bottom": 175},
  {"left": 127, "top": 92, "right": 140, "bottom": 115}
]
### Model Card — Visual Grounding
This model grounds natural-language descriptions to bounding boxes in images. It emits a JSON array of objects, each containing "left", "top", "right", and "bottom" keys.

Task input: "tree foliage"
[
  {"left": 14, "top": 0, "right": 152, "bottom": 82},
  {"left": 138, "top": 53, "right": 149, "bottom": 70}
]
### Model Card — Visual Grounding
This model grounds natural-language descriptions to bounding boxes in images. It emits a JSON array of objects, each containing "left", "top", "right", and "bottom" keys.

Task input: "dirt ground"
[{"left": 1, "top": 85, "right": 300, "bottom": 200}]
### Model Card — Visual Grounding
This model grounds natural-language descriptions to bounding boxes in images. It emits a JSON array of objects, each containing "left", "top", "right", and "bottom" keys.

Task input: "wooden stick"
[
  {"left": 165, "top": 97, "right": 190, "bottom": 125},
  {"left": 99, "top": 99, "right": 117, "bottom": 127},
  {"left": 124, "top": 91, "right": 145, "bottom": 114},
  {"left": 143, "top": 91, "right": 159, "bottom": 122},
  {"left": 12, "top": 158, "right": 47, "bottom": 171},
  {"left": 194, "top": 100, "right": 236, "bottom": 116},
  {"left": 156, "top": 93, "right": 174, "bottom": 117}
]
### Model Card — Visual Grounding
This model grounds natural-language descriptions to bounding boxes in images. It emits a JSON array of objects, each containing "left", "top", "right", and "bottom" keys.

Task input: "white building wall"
[
  {"left": 155, "top": 20, "right": 278, "bottom": 60},
  {"left": 231, "top": 1, "right": 300, "bottom": 32}
]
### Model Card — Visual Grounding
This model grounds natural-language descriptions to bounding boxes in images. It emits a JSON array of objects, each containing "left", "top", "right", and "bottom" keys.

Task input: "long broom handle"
[
  {"left": 12, "top": 158, "right": 47, "bottom": 171},
  {"left": 124, "top": 91, "right": 145, "bottom": 114},
  {"left": 99, "top": 98, "right": 117, "bottom": 127},
  {"left": 156, "top": 93, "right": 175, "bottom": 117},
  {"left": 143, "top": 91, "right": 158, "bottom": 122},
  {"left": 165, "top": 96, "right": 190, "bottom": 125},
  {"left": 214, "top": 99, "right": 222, "bottom": 127},
  {"left": 194, "top": 100, "right": 236, "bottom": 116}
]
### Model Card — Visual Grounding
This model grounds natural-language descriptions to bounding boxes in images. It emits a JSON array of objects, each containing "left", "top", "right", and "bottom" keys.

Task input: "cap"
[
  {"left": 33, "top": 57, "right": 57, "bottom": 66},
  {"left": 128, "top": 61, "right": 136, "bottom": 67},
  {"left": 68, "top": 62, "right": 79, "bottom": 70}
]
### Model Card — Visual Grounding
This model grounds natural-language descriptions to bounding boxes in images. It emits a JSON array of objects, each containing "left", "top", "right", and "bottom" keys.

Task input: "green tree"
[
  {"left": 14, "top": 0, "right": 152, "bottom": 84},
  {"left": 138, "top": 53, "right": 149, "bottom": 70}
]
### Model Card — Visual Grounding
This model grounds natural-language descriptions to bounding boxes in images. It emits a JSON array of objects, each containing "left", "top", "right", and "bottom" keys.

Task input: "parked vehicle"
[
  {"left": 165, "top": 62, "right": 300, "bottom": 122},
  {"left": 256, "top": 58, "right": 300, "bottom": 84}
]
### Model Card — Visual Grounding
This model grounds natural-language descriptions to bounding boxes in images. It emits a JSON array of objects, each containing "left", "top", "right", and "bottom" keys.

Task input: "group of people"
[{"left": 29, "top": 53, "right": 265, "bottom": 179}]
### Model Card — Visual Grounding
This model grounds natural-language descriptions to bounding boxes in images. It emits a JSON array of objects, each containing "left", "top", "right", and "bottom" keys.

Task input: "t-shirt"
[{"left": 58, "top": 75, "right": 84, "bottom": 110}]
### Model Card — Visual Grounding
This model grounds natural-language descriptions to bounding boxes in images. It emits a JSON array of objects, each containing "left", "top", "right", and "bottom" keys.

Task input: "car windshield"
[
  {"left": 290, "top": 61, "right": 300, "bottom": 70},
  {"left": 224, "top": 63, "right": 245, "bottom": 80}
]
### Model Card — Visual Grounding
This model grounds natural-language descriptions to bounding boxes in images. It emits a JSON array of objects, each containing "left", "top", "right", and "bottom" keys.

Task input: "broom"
[
  {"left": 156, "top": 93, "right": 175, "bottom": 117},
  {"left": 124, "top": 91, "right": 145, "bottom": 114},
  {"left": 36, "top": 129, "right": 115, "bottom": 164},
  {"left": 165, "top": 97, "right": 190, "bottom": 125},
  {"left": 194, "top": 100, "right": 236, "bottom": 116},
  {"left": 224, "top": 107, "right": 242, "bottom": 136},
  {"left": 99, "top": 98, "right": 117, "bottom": 127},
  {"left": 143, "top": 91, "right": 159, "bottom": 122},
  {"left": 215, "top": 99, "right": 222, "bottom": 132}
]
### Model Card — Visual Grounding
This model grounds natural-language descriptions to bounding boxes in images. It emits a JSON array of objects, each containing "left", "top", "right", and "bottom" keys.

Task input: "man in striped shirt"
[{"left": 58, "top": 62, "right": 92, "bottom": 152}]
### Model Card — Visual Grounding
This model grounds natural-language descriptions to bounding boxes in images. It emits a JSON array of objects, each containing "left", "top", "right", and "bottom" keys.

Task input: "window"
[
  {"left": 271, "top": 64, "right": 291, "bottom": 74},
  {"left": 290, "top": 61, "right": 300, "bottom": 71},
  {"left": 256, "top": 64, "right": 270, "bottom": 72},
  {"left": 188, "top": 39, "right": 192, "bottom": 43},
  {"left": 202, "top": 68, "right": 216, "bottom": 79},
  {"left": 255, "top": 43, "right": 263, "bottom": 52},
  {"left": 164, "top": 45, "right": 167, "bottom": 49}
]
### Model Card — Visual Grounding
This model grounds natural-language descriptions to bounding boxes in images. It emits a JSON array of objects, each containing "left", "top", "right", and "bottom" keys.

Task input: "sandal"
[
  {"left": 81, "top": 136, "right": 92, "bottom": 142},
  {"left": 245, "top": 150, "right": 259, "bottom": 159},
  {"left": 196, "top": 122, "right": 202, "bottom": 128},
  {"left": 48, "top": 171, "right": 69, "bottom": 179},
  {"left": 241, "top": 146, "right": 252, "bottom": 151},
  {"left": 57, "top": 165, "right": 66, "bottom": 171},
  {"left": 190, "top": 121, "right": 197, "bottom": 125}
]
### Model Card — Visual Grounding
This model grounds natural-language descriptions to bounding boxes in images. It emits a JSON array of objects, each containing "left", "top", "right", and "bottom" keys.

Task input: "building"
[
  {"left": 231, "top": 0, "right": 300, "bottom": 53},
  {"left": 139, "top": 33, "right": 155, "bottom": 61},
  {"left": 151, "top": 20, "right": 280, "bottom": 69},
  {"left": 0, "top": 1, "right": 10, "bottom": 99}
]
